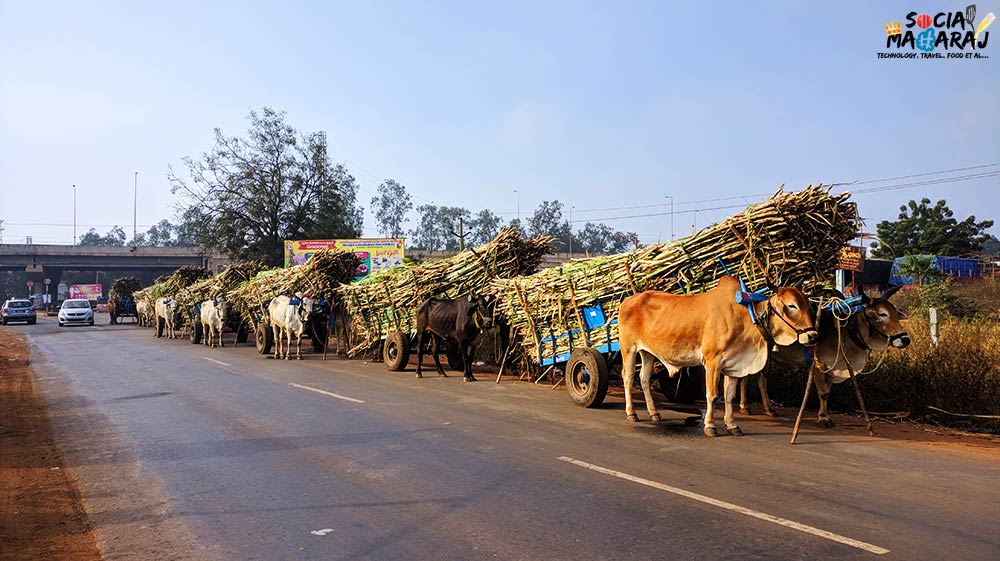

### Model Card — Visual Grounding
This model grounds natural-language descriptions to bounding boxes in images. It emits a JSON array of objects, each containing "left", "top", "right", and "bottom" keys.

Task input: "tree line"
[{"left": 77, "top": 107, "right": 996, "bottom": 266}]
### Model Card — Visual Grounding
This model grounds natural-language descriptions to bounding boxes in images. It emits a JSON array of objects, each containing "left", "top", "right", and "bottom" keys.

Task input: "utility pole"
[
  {"left": 665, "top": 195, "right": 674, "bottom": 240},
  {"left": 133, "top": 171, "right": 138, "bottom": 242},
  {"left": 73, "top": 184, "right": 77, "bottom": 245},
  {"left": 514, "top": 189, "right": 520, "bottom": 222},
  {"left": 569, "top": 205, "right": 574, "bottom": 254},
  {"left": 450, "top": 216, "right": 466, "bottom": 252}
]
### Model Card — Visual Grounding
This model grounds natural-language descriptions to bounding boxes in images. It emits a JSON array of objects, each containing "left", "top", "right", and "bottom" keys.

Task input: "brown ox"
[
  {"left": 619, "top": 276, "right": 818, "bottom": 437},
  {"left": 740, "top": 286, "right": 910, "bottom": 426}
]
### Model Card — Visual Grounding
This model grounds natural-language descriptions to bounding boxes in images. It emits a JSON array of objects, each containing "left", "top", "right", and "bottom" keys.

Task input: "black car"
[{"left": 2, "top": 299, "right": 37, "bottom": 325}]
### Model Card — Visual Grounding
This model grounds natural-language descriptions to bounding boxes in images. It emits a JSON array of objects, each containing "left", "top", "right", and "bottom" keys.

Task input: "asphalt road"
[{"left": 16, "top": 315, "right": 1000, "bottom": 561}]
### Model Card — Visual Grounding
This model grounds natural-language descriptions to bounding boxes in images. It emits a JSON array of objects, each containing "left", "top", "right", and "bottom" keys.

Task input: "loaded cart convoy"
[
  {"left": 107, "top": 276, "right": 142, "bottom": 324},
  {"left": 126, "top": 185, "right": 905, "bottom": 438}
]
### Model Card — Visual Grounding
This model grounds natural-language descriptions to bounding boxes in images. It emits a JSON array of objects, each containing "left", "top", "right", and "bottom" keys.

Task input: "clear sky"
[{"left": 2, "top": 1, "right": 998, "bottom": 246}]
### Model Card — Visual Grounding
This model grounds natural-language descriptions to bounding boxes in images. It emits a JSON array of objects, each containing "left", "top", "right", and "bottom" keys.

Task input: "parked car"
[
  {"left": 59, "top": 299, "right": 94, "bottom": 327},
  {"left": 2, "top": 299, "right": 37, "bottom": 325}
]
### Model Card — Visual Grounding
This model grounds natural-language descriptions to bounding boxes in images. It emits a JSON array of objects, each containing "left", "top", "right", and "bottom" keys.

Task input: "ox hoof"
[
  {"left": 415, "top": 373, "right": 423, "bottom": 379},
  {"left": 650, "top": 413, "right": 662, "bottom": 423},
  {"left": 817, "top": 418, "right": 834, "bottom": 428},
  {"left": 463, "top": 376, "right": 477, "bottom": 382},
  {"left": 764, "top": 409, "right": 777, "bottom": 417},
  {"left": 727, "top": 426, "right": 745, "bottom": 437},
  {"left": 739, "top": 407, "right": 750, "bottom": 415},
  {"left": 626, "top": 413, "right": 639, "bottom": 423},
  {"left": 438, "top": 373, "right": 448, "bottom": 378},
  {"left": 704, "top": 426, "right": 719, "bottom": 437}
]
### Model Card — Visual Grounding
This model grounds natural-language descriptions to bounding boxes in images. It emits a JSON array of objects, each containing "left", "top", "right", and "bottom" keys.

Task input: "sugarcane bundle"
[
  {"left": 132, "top": 267, "right": 211, "bottom": 313},
  {"left": 109, "top": 276, "right": 142, "bottom": 302},
  {"left": 174, "top": 261, "right": 267, "bottom": 313},
  {"left": 227, "top": 249, "right": 361, "bottom": 322},
  {"left": 493, "top": 184, "right": 860, "bottom": 364},
  {"left": 337, "top": 227, "right": 554, "bottom": 357}
]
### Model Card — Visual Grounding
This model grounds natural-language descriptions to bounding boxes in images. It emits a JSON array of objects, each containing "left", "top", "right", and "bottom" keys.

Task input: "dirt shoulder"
[{"left": 0, "top": 327, "right": 102, "bottom": 561}]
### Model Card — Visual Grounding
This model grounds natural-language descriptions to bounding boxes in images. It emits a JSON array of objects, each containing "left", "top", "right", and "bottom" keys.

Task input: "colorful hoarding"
[
  {"left": 68, "top": 284, "right": 103, "bottom": 300},
  {"left": 284, "top": 239, "right": 405, "bottom": 280}
]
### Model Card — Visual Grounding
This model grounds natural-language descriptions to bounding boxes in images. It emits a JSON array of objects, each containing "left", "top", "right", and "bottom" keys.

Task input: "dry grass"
[{"left": 763, "top": 315, "right": 1000, "bottom": 431}]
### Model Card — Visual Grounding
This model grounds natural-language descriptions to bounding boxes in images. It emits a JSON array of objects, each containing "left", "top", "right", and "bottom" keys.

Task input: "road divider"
[
  {"left": 289, "top": 383, "right": 365, "bottom": 404},
  {"left": 557, "top": 456, "right": 889, "bottom": 555}
]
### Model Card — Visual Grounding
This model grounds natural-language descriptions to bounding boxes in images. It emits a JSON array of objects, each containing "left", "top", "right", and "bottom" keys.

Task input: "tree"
[
  {"left": 466, "top": 209, "right": 503, "bottom": 246},
  {"left": 169, "top": 107, "right": 363, "bottom": 266},
  {"left": 370, "top": 179, "right": 412, "bottom": 238},
  {"left": 897, "top": 254, "right": 941, "bottom": 285},
  {"left": 128, "top": 219, "right": 190, "bottom": 247},
  {"left": 575, "top": 222, "right": 640, "bottom": 255},
  {"left": 871, "top": 198, "right": 994, "bottom": 258},
  {"left": 528, "top": 200, "right": 572, "bottom": 250},
  {"left": 409, "top": 205, "right": 470, "bottom": 250},
  {"left": 982, "top": 235, "right": 1000, "bottom": 255},
  {"left": 78, "top": 225, "right": 126, "bottom": 246}
]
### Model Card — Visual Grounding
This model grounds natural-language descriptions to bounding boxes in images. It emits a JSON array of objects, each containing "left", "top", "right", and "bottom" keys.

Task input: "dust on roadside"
[{"left": 0, "top": 327, "right": 102, "bottom": 561}]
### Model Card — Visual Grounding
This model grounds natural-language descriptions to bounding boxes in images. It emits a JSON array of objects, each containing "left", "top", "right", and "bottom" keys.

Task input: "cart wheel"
[
  {"left": 190, "top": 321, "right": 203, "bottom": 344},
  {"left": 256, "top": 319, "right": 273, "bottom": 355},
  {"left": 446, "top": 346, "right": 464, "bottom": 371},
  {"left": 384, "top": 330, "right": 410, "bottom": 371},
  {"left": 566, "top": 347, "right": 609, "bottom": 408},
  {"left": 235, "top": 324, "right": 249, "bottom": 344},
  {"left": 311, "top": 321, "right": 328, "bottom": 353}
]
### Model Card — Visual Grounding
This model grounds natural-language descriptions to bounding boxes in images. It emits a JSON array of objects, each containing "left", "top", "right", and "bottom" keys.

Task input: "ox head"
[
  {"left": 767, "top": 286, "right": 818, "bottom": 346},
  {"left": 467, "top": 293, "right": 498, "bottom": 330},
  {"left": 861, "top": 285, "right": 910, "bottom": 348},
  {"left": 293, "top": 292, "right": 316, "bottom": 322}
]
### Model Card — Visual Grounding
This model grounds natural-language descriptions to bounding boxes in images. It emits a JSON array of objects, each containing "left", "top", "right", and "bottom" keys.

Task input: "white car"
[{"left": 59, "top": 299, "right": 94, "bottom": 327}]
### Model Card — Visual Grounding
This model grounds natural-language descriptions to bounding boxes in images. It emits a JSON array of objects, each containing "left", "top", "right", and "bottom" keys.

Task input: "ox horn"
[{"left": 881, "top": 284, "right": 902, "bottom": 300}]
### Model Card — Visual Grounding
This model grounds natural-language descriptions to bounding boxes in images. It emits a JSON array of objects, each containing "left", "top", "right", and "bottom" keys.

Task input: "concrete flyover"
[{"left": 0, "top": 244, "right": 230, "bottom": 295}]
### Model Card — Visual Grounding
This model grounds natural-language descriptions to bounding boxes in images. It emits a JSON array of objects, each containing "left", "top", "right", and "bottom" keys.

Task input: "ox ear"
[
  {"left": 859, "top": 289, "right": 872, "bottom": 306},
  {"left": 896, "top": 309, "right": 909, "bottom": 320},
  {"left": 881, "top": 285, "right": 902, "bottom": 300}
]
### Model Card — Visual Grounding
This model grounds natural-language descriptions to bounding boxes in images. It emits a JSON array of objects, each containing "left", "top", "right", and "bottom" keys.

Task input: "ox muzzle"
[{"left": 890, "top": 332, "right": 911, "bottom": 348}]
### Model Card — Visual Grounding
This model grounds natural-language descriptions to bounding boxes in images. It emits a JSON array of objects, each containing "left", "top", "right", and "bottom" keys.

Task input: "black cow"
[{"left": 415, "top": 294, "right": 497, "bottom": 382}]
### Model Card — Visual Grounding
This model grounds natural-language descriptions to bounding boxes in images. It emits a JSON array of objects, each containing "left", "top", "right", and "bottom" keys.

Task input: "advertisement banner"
[
  {"left": 284, "top": 239, "right": 405, "bottom": 280},
  {"left": 69, "top": 284, "right": 103, "bottom": 300}
]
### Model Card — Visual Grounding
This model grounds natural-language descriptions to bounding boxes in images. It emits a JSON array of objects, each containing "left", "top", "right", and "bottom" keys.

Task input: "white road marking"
[
  {"left": 310, "top": 528, "right": 335, "bottom": 536},
  {"left": 289, "top": 383, "right": 366, "bottom": 404},
  {"left": 202, "top": 357, "right": 232, "bottom": 367},
  {"left": 557, "top": 456, "right": 889, "bottom": 555}
]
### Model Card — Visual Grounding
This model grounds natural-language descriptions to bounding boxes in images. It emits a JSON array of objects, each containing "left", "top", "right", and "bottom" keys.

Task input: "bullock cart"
[
  {"left": 108, "top": 276, "right": 142, "bottom": 324},
  {"left": 225, "top": 250, "right": 360, "bottom": 357},
  {"left": 133, "top": 266, "right": 212, "bottom": 338},
  {"left": 331, "top": 227, "right": 553, "bottom": 371},
  {"left": 172, "top": 261, "right": 265, "bottom": 346},
  {"left": 492, "top": 185, "right": 860, "bottom": 412}
]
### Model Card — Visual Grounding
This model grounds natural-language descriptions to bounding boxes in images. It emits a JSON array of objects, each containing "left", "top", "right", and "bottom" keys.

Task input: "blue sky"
[{"left": 1, "top": 0, "right": 997, "bottom": 246}]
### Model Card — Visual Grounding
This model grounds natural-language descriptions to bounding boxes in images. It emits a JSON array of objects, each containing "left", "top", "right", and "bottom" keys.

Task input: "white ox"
[
  {"left": 154, "top": 297, "right": 178, "bottom": 339},
  {"left": 200, "top": 299, "right": 225, "bottom": 348},
  {"left": 268, "top": 294, "right": 315, "bottom": 360},
  {"left": 136, "top": 300, "right": 150, "bottom": 326}
]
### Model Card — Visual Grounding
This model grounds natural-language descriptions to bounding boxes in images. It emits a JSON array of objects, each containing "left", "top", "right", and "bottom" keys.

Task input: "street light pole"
[
  {"left": 514, "top": 189, "right": 520, "bottom": 223},
  {"left": 569, "top": 205, "right": 574, "bottom": 254},
  {"left": 665, "top": 195, "right": 674, "bottom": 240},
  {"left": 73, "top": 184, "right": 77, "bottom": 245},
  {"left": 133, "top": 171, "right": 138, "bottom": 242}
]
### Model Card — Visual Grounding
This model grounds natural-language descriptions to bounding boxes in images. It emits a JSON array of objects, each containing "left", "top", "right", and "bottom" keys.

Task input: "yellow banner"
[{"left": 284, "top": 239, "right": 405, "bottom": 280}]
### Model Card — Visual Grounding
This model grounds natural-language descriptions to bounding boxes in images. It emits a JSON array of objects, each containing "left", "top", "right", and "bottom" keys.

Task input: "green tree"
[
  {"left": 370, "top": 179, "right": 412, "bottom": 238},
  {"left": 78, "top": 225, "right": 126, "bottom": 246},
  {"left": 575, "top": 222, "right": 640, "bottom": 255},
  {"left": 409, "top": 205, "right": 470, "bottom": 250},
  {"left": 982, "top": 235, "right": 1000, "bottom": 255},
  {"left": 871, "top": 198, "right": 994, "bottom": 258},
  {"left": 897, "top": 254, "right": 941, "bottom": 285},
  {"left": 169, "top": 107, "right": 362, "bottom": 266},
  {"left": 466, "top": 209, "right": 503, "bottom": 246},
  {"left": 528, "top": 200, "right": 572, "bottom": 250}
]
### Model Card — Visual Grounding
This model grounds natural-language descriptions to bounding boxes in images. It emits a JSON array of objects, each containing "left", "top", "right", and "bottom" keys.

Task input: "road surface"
[{"left": 16, "top": 316, "right": 1000, "bottom": 560}]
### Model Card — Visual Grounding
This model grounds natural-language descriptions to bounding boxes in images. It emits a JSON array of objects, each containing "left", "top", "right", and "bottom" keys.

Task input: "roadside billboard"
[
  {"left": 284, "top": 239, "right": 405, "bottom": 280},
  {"left": 69, "top": 284, "right": 103, "bottom": 300}
]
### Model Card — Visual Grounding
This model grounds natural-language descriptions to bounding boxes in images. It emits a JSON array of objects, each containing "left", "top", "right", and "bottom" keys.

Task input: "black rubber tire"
[
  {"left": 446, "top": 345, "right": 464, "bottom": 371},
  {"left": 190, "top": 321, "right": 203, "bottom": 344},
  {"left": 311, "top": 321, "right": 328, "bottom": 353},
  {"left": 236, "top": 324, "right": 249, "bottom": 344},
  {"left": 566, "top": 347, "right": 609, "bottom": 408},
  {"left": 383, "top": 330, "right": 410, "bottom": 371},
  {"left": 255, "top": 319, "right": 273, "bottom": 355}
]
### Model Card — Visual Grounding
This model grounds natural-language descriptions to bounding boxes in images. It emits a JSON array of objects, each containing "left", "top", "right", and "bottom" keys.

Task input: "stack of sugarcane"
[
  {"left": 132, "top": 266, "right": 212, "bottom": 313},
  {"left": 109, "top": 276, "right": 142, "bottom": 303},
  {"left": 174, "top": 261, "right": 267, "bottom": 313},
  {"left": 337, "top": 227, "right": 554, "bottom": 357},
  {"left": 493, "top": 184, "right": 860, "bottom": 364},
  {"left": 227, "top": 249, "right": 361, "bottom": 322}
]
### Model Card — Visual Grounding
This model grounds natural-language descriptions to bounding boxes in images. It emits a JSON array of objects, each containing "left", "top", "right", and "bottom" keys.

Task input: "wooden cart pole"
[
  {"left": 847, "top": 364, "right": 876, "bottom": 437},
  {"left": 790, "top": 370, "right": 814, "bottom": 444},
  {"left": 496, "top": 340, "right": 514, "bottom": 384}
]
